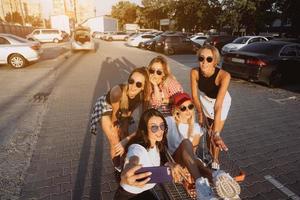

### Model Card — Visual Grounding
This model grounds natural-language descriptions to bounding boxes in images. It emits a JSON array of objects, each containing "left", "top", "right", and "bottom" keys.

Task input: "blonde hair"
[
  {"left": 173, "top": 105, "right": 194, "bottom": 140},
  {"left": 119, "top": 67, "right": 151, "bottom": 115},
  {"left": 197, "top": 44, "right": 221, "bottom": 67},
  {"left": 147, "top": 56, "right": 175, "bottom": 81}
]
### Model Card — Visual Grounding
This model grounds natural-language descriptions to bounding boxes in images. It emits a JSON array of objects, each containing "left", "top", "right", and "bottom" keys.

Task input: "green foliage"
[{"left": 111, "top": 1, "right": 138, "bottom": 30}]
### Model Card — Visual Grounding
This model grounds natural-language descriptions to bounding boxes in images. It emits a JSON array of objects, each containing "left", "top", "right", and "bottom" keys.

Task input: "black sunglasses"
[
  {"left": 180, "top": 104, "right": 194, "bottom": 112},
  {"left": 149, "top": 68, "right": 163, "bottom": 76},
  {"left": 128, "top": 78, "right": 143, "bottom": 88},
  {"left": 150, "top": 123, "right": 166, "bottom": 133},
  {"left": 198, "top": 56, "right": 213, "bottom": 63}
]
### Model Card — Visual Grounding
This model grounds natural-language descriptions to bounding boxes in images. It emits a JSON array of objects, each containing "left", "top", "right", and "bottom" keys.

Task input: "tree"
[
  {"left": 5, "top": 11, "right": 23, "bottom": 25},
  {"left": 111, "top": 1, "right": 138, "bottom": 30}
]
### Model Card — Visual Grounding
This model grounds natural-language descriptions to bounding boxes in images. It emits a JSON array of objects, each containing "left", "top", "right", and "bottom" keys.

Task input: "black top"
[{"left": 198, "top": 68, "right": 220, "bottom": 99}]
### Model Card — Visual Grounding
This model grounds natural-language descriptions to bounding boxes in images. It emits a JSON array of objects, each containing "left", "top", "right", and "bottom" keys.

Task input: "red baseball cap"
[{"left": 172, "top": 92, "right": 192, "bottom": 108}]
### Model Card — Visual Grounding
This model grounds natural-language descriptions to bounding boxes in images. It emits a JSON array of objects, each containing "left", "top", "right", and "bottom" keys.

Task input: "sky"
[
  {"left": 41, "top": 0, "right": 142, "bottom": 18},
  {"left": 96, "top": 0, "right": 142, "bottom": 16}
]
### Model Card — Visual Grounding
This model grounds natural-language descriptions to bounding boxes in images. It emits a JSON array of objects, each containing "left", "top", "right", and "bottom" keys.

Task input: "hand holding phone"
[{"left": 136, "top": 166, "right": 173, "bottom": 183}]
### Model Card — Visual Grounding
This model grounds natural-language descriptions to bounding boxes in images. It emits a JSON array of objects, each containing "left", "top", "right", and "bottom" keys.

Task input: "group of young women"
[{"left": 90, "top": 45, "right": 241, "bottom": 200}]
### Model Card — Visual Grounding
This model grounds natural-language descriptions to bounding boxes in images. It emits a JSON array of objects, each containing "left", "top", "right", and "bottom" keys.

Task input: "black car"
[
  {"left": 140, "top": 35, "right": 161, "bottom": 51},
  {"left": 154, "top": 35, "right": 194, "bottom": 55},
  {"left": 204, "top": 35, "right": 236, "bottom": 51},
  {"left": 222, "top": 41, "right": 300, "bottom": 87}
]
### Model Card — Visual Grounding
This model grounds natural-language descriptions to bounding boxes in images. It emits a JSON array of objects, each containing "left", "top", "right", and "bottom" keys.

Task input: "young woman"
[
  {"left": 90, "top": 67, "right": 151, "bottom": 168},
  {"left": 114, "top": 108, "right": 184, "bottom": 199},
  {"left": 166, "top": 92, "right": 240, "bottom": 199},
  {"left": 191, "top": 45, "right": 231, "bottom": 170},
  {"left": 147, "top": 56, "right": 183, "bottom": 116}
]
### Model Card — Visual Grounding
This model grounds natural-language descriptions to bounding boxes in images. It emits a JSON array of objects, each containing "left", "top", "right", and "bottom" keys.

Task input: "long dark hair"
[
  {"left": 126, "top": 108, "right": 168, "bottom": 152},
  {"left": 120, "top": 67, "right": 151, "bottom": 112}
]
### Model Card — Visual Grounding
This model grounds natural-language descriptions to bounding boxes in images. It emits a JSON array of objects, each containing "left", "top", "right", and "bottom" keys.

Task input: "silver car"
[
  {"left": 71, "top": 27, "right": 95, "bottom": 52},
  {"left": 0, "top": 34, "right": 42, "bottom": 68}
]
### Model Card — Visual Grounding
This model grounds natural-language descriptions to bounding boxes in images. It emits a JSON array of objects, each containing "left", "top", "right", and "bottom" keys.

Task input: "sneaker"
[
  {"left": 213, "top": 170, "right": 241, "bottom": 199},
  {"left": 195, "top": 177, "right": 218, "bottom": 200}
]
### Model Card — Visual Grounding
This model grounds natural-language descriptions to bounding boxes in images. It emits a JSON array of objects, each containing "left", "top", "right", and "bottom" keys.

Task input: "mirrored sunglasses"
[{"left": 150, "top": 123, "right": 166, "bottom": 133}]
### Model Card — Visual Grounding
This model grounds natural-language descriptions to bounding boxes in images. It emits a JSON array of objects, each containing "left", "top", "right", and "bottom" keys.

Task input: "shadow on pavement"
[
  {"left": 73, "top": 57, "right": 136, "bottom": 199},
  {"left": 39, "top": 47, "right": 69, "bottom": 61}
]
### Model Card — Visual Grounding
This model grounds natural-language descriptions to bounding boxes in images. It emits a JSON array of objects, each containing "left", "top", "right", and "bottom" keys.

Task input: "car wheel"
[
  {"left": 53, "top": 38, "right": 59, "bottom": 43},
  {"left": 108, "top": 37, "right": 112, "bottom": 41},
  {"left": 8, "top": 54, "right": 27, "bottom": 68},
  {"left": 138, "top": 42, "right": 143, "bottom": 48},
  {"left": 269, "top": 71, "right": 283, "bottom": 87},
  {"left": 124, "top": 37, "right": 128, "bottom": 41},
  {"left": 28, "top": 38, "right": 35, "bottom": 41},
  {"left": 165, "top": 48, "right": 175, "bottom": 55}
]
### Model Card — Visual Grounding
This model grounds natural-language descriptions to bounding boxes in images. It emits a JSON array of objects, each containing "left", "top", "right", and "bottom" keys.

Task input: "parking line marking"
[
  {"left": 269, "top": 96, "right": 297, "bottom": 104},
  {"left": 264, "top": 175, "right": 300, "bottom": 199}
]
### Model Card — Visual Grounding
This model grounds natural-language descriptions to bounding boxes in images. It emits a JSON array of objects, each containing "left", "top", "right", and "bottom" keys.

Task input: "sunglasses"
[
  {"left": 198, "top": 56, "right": 213, "bottom": 63},
  {"left": 128, "top": 78, "right": 143, "bottom": 88},
  {"left": 150, "top": 123, "right": 166, "bottom": 133},
  {"left": 149, "top": 68, "right": 163, "bottom": 76},
  {"left": 180, "top": 104, "right": 194, "bottom": 112}
]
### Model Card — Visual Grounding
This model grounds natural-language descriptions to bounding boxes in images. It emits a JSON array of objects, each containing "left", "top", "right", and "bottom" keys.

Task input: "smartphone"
[{"left": 135, "top": 166, "right": 173, "bottom": 183}]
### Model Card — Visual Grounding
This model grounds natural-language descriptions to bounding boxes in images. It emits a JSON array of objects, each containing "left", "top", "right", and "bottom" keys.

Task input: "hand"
[
  {"left": 213, "top": 135, "right": 228, "bottom": 151},
  {"left": 121, "top": 158, "right": 152, "bottom": 188},
  {"left": 114, "top": 139, "right": 126, "bottom": 157},
  {"left": 165, "top": 162, "right": 187, "bottom": 183},
  {"left": 150, "top": 76, "right": 158, "bottom": 86}
]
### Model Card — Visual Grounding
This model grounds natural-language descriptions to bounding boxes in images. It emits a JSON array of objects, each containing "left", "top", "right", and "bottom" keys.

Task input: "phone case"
[{"left": 136, "top": 166, "right": 173, "bottom": 183}]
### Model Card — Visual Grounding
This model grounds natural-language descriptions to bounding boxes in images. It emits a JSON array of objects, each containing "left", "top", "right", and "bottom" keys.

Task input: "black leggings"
[{"left": 173, "top": 139, "right": 213, "bottom": 182}]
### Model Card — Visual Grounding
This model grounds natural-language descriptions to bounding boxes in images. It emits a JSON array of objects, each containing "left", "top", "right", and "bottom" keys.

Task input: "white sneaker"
[
  {"left": 211, "top": 161, "right": 220, "bottom": 170},
  {"left": 213, "top": 170, "right": 241, "bottom": 199},
  {"left": 195, "top": 177, "right": 218, "bottom": 200}
]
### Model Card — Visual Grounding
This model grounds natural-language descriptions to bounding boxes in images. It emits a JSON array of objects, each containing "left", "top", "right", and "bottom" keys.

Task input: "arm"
[
  {"left": 110, "top": 85, "right": 122, "bottom": 127},
  {"left": 190, "top": 68, "right": 203, "bottom": 124},
  {"left": 213, "top": 70, "right": 231, "bottom": 133}
]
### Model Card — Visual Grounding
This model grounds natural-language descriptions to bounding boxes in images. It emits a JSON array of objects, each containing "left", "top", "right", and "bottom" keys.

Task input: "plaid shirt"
[{"left": 149, "top": 77, "right": 183, "bottom": 116}]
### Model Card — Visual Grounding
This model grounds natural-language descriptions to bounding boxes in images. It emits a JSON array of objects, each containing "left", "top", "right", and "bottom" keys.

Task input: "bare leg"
[
  {"left": 207, "top": 119, "right": 225, "bottom": 165},
  {"left": 173, "top": 139, "right": 213, "bottom": 182},
  {"left": 100, "top": 116, "right": 120, "bottom": 159}
]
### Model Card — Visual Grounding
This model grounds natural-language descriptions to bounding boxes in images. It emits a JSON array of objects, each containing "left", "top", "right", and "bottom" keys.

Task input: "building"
[{"left": 52, "top": 0, "right": 95, "bottom": 24}]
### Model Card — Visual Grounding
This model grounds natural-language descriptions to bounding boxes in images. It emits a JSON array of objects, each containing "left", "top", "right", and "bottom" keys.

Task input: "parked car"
[
  {"left": 92, "top": 31, "right": 102, "bottom": 39},
  {"left": 0, "top": 33, "right": 42, "bottom": 68},
  {"left": 190, "top": 35, "right": 208, "bottom": 46},
  {"left": 127, "top": 33, "right": 155, "bottom": 47},
  {"left": 71, "top": 27, "right": 95, "bottom": 52},
  {"left": 204, "top": 35, "right": 236, "bottom": 51},
  {"left": 222, "top": 41, "right": 300, "bottom": 87},
  {"left": 26, "top": 29, "right": 64, "bottom": 43},
  {"left": 222, "top": 36, "right": 268, "bottom": 54},
  {"left": 140, "top": 35, "right": 161, "bottom": 50},
  {"left": 155, "top": 35, "right": 194, "bottom": 55},
  {"left": 105, "top": 32, "right": 129, "bottom": 41}
]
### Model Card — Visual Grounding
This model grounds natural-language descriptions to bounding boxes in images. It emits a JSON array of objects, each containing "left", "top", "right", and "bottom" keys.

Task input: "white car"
[
  {"left": 71, "top": 27, "right": 95, "bottom": 52},
  {"left": 26, "top": 29, "right": 63, "bottom": 43},
  {"left": 222, "top": 36, "right": 268, "bottom": 54},
  {"left": 190, "top": 35, "right": 207, "bottom": 46},
  {"left": 105, "top": 32, "right": 129, "bottom": 41},
  {"left": 127, "top": 33, "right": 155, "bottom": 47},
  {"left": 0, "top": 33, "right": 42, "bottom": 68}
]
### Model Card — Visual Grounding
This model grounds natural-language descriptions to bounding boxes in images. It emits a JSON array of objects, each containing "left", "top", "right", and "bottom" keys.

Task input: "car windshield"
[
  {"left": 239, "top": 43, "right": 283, "bottom": 56},
  {"left": 7, "top": 35, "right": 29, "bottom": 43},
  {"left": 232, "top": 37, "right": 250, "bottom": 44}
]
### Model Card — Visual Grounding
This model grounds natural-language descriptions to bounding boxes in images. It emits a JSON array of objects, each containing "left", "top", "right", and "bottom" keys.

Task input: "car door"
[
  {"left": 0, "top": 37, "right": 11, "bottom": 63},
  {"left": 181, "top": 37, "right": 193, "bottom": 52},
  {"left": 279, "top": 45, "right": 298, "bottom": 80}
]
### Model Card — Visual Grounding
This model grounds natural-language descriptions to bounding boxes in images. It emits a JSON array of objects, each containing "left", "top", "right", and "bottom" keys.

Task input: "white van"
[{"left": 26, "top": 29, "right": 63, "bottom": 43}]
